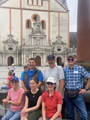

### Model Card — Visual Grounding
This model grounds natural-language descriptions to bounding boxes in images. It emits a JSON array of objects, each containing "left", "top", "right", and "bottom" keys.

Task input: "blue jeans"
[
  {"left": 1, "top": 86, "right": 9, "bottom": 90},
  {"left": 64, "top": 93, "right": 87, "bottom": 120},
  {"left": 1, "top": 109, "right": 21, "bottom": 120}
]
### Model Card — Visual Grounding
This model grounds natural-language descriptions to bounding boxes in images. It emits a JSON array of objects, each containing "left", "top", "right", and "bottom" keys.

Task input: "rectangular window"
[
  {"left": 28, "top": 0, "right": 43, "bottom": 6},
  {"left": 28, "top": 0, "right": 32, "bottom": 5},
  {"left": 38, "top": 0, "right": 41, "bottom": 5}
]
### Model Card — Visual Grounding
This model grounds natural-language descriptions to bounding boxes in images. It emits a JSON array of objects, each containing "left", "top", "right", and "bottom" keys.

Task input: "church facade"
[{"left": 0, "top": 0, "right": 76, "bottom": 66}]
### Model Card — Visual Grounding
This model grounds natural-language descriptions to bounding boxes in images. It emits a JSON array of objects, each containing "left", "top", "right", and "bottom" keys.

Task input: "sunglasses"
[
  {"left": 67, "top": 58, "right": 74, "bottom": 62},
  {"left": 11, "top": 80, "right": 17, "bottom": 83},
  {"left": 46, "top": 82, "right": 54, "bottom": 85}
]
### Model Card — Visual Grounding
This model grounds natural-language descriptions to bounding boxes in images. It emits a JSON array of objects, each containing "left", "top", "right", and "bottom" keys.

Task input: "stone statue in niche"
[{"left": 36, "top": 39, "right": 40, "bottom": 46}]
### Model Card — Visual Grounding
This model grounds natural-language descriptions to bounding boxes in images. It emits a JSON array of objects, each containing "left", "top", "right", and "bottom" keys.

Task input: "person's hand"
[
  {"left": 79, "top": 89, "right": 87, "bottom": 94},
  {"left": 25, "top": 89, "right": 29, "bottom": 93},
  {"left": 21, "top": 108, "right": 28, "bottom": 114},
  {"left": 2, "top": 99, "right": 8, "bottom": 105}
]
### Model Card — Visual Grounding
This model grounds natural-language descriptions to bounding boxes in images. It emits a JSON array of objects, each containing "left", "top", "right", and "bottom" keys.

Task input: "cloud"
[{"left": 67, "top": 0, "right": 78, "bottom": 32}]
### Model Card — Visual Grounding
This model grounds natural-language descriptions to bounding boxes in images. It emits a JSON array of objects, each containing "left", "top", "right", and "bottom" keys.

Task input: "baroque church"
[{"left": 0, "top": 0, "right": 76, "bottom": 66}]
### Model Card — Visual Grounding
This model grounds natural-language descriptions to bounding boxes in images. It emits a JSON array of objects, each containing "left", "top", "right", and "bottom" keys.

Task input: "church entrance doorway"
[
  {"left": 57, "top": 57, "right": 62, "bottom": 65},
  {"left": 8, "top": 56, "right": 14, "bottom": 66},
  {"left": 35, "top": 56, "right": 41, "bottom": 66}
]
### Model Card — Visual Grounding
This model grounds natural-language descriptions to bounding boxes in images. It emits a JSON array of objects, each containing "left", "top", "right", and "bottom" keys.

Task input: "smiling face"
[
  {"left": 46, "top": 82, "right": 56, "bottom": 91},
  {"left": 29, "top": 60, "right": 36, "bottom": 70},
  {"left": 48, "top": 59, "right": 56, "bottom": 68},
  {"left": 67, "top": 57, "right": 75, "bottom": 66},
  {"left": 11, "top": 80, "right": 19, "bottom": 89},
  {"left": 29, "top": 79, "right": 37, "bottom": 90}
]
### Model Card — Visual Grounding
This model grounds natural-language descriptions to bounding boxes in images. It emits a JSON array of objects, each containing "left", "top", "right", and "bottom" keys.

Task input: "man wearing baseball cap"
[
  {"left": 44, "top": 54, "right": 65, "bottom": 118},
  {"left": 63, "top": 54, "right": 90, "bottom": 120}
]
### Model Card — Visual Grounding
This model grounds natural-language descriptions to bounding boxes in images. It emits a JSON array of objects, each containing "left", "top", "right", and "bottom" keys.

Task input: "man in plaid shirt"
[{"left": 63, "top": 54, "right": 90, "bottom": 120}]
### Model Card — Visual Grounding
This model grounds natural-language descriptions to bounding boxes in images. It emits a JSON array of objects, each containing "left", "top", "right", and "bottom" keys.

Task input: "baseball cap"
[
  {"left": 47, "top": 55, "right": 55, "bottom": 60},
  {"left": 67, "top": 54, "right": 75, "bottom": 59},
  {"left": 12, "top": 63, "right": 14, "bottom": 66},
  {"left": 11, "top": 76, "right": 19, "bottom": 82},
  {"left": 46, "top": 77, "right": 56, "bottom": 83}
]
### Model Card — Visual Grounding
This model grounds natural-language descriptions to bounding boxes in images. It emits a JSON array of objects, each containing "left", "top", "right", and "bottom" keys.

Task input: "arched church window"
[
  {"left": 26, "top": 19, "right": 31, "bottom": 29},
  {"left": 8, "top": 47, "right": 13, "bottom": 50},
  {"left": 32, "top": 14, "right": 40, "bottom": 22},
  {"left": 41, "top": 20, "right": 46, "bottom": 29}
]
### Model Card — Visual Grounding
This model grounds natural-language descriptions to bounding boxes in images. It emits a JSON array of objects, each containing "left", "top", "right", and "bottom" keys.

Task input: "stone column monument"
[{"left": 77, "top": 0, "right": 90, "bottom": 62}]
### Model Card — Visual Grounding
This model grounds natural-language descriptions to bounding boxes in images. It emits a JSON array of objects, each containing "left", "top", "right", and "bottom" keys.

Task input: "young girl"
[
  {"left": 21, "top": 77, "right": 42, "bottom": 120},
  {"left": 39, "top": 77, "right": 62, "bottom": 120},
  {"left": 0, "top": 71, "right": 13, "bottom": 90},
  {"left": 1, "top": 76, "right": 25, "bottom": 120}
]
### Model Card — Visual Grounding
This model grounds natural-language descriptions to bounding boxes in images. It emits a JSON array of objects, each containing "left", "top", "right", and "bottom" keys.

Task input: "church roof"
[{"left": 0, "top": 0, "right": 68, "bottom": 11}]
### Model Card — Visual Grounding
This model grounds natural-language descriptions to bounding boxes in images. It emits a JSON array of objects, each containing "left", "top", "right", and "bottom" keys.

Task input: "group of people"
[{"left": 1, "top": 54, "right": 90, "bottom": 120}]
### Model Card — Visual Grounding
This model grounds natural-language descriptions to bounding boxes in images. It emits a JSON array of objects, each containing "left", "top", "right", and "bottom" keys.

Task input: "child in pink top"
[
  {"left": 0, "top": 71, "right": 13, "bottom": 90},
  {"left": 1, "top": 76, "right": 25, "bottom": 120}
]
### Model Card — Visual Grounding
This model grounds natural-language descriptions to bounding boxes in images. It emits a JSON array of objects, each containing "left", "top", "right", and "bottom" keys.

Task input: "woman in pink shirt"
[{"left": 1, "top": 76, "right": 25, "bottom": 120}]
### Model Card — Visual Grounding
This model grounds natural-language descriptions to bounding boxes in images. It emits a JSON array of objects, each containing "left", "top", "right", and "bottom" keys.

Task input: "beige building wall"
[{"left": 0, "top": 0, "right": 69, "bottom": 48}]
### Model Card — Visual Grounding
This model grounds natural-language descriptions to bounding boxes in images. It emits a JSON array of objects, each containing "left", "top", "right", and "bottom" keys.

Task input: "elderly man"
[
  {"left": 44, "top": 55, "right": 65, "bottom": 118},
  {"left": 63, "top": 54, "right": 90, "bottom": 120},
  {"left": 21, "top": 58, "right": 43, "bottom": 92}
]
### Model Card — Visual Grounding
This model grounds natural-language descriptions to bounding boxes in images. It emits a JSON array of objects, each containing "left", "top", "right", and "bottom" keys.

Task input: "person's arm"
[
  {"left": 58, "top": 79, "right": 65, "bottom": 94},
  {"left": 2, "top": 94, "right": 10, "bottom": 105},
  {"left": 42, "top": 102, "right": 46, "bottom": 120},
  {"left": 9, "top": 93, "right": 24, "bottom": 106},
  {"left": 21, "top": 96, "right": 29, "bottom": 117},
  {"left": 21, "top": 96, "right": 42, "bottom": 113},
  {"left": 79, "top": 76, "right": 90, "bottom": 94},
  {"left": 21, "top": 81, "right": 29, "bottom": 92},
  {"left": 37, "top": 71, "right": 43, "bottom": 89},
  {"left": 8, "top": 66, "right": 10, "bottom": 71},
  {"left": 50, "top": 104, "right": 62, "bottom": 120},
  {"left": 37, "top": 81, "right": 42, "bottom": 88},
  {"left": 3, "top": 79, "right": 9, "bottom": 85}
]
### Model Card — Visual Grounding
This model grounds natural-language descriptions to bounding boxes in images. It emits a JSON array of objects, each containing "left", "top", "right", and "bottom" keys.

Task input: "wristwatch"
[
  {"left": 85, "top": 88, "right": 88, "bottom": 91},
  {"left": 9, "top": 101, "right": 12, "bottom": 104}
]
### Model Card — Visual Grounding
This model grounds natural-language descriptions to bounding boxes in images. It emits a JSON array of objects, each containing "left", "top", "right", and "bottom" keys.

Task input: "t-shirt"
[
  {"left": 25, "top": 89, "right": 42, "bottom": 110},
  {"left": 42, "top": 90, "right": 62, "bottom": 118},
  {"left": 8, "top": 88, "right": 25, "bottom": 112},
  {"left": 9, "top": 66, "right": 15, "bottom": 74},
  {"left": 21, "top": 69, "right": 43, "bottom": 89},
  {"left": 44, "top": 66, "right": 64, "bottom": 97},
  {"left": 7, "top": 76, "right": 13, "bottom": 88}
]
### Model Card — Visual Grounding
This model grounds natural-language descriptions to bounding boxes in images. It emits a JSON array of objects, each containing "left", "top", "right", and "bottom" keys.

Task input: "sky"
[{"left": 67, "top": 0, "right": 78, "bottom": 32}]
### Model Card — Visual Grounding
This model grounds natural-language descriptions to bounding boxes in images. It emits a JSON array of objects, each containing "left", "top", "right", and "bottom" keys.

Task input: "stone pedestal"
[{"left": 77, "top": 0, "right": 90, "bottom": 62}]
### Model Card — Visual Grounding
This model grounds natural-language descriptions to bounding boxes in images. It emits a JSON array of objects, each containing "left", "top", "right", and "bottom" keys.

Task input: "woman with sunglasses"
[
  {"left": 1, "top": 76, "right": 25, "bottom": 120},
  {"left": 39, "top": 77, "right": 62, "bottom": 120},
  {"left": 21, "top": 77, "right": 42, "bottom": 120}
]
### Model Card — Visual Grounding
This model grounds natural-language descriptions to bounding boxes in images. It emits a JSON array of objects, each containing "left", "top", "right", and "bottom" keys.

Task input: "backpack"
[{"left": 23, "top": 68, "right": 40, "bottom": 90}]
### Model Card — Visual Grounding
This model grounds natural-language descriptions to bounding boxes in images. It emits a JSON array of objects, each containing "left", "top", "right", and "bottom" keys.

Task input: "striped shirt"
[{"left": 63, "top": 65, "right": 90, "bottom": 90}]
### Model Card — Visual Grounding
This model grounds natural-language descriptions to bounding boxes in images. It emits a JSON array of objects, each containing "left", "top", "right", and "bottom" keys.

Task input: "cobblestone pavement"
[{"left": 0, "top": 66, "right": 47, "bottom": 87}]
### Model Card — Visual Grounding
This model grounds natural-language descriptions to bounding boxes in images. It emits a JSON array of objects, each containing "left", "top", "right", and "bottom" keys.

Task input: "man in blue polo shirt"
[
  {"left": 21, "top": 58, "right": 43, "bottom": 92},
  {"left": 63, "top": 54, "right": 90, "bottom": 120}
]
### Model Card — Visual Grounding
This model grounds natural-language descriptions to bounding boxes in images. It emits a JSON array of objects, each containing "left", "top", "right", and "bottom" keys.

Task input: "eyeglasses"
[
  {"left": 67, "top": 58, "right": 74, "bottom": 62},
  {"left": 11, "top": 81, "right": 17, "bottom": 83},
  {"left": 46, "top": 82, "right": 54, "bottom": 85}
]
